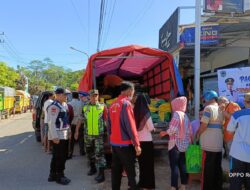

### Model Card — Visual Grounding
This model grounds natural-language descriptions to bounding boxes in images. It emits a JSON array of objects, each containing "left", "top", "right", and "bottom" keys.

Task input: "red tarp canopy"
[{"left": 78, "top": 45, "right": 178, "bottom": 97}]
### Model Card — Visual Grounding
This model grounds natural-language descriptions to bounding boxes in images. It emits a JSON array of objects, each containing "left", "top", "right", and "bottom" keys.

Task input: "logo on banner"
[
  {"left": 160, "top": 31, "right": 172, "bottom": 49},
  {"left": 220, "top": 70, "right": 226, "bottom": 77}
]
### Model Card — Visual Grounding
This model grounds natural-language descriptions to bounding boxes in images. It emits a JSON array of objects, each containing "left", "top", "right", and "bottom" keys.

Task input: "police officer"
[
  {"left": 47, "top": 88, "right": 71, "bottom": 185},
  {"left": 221, "top": 78, "right": 238, "bottom": 102},
  {"left": 75, "top": 89, "right": 107, "bottom": 183}
]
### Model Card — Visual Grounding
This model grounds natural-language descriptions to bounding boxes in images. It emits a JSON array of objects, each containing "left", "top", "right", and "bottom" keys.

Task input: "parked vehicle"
[
  {"left": 78, "top": 45, "right": 184, "bottom": 151},
  {"left": 0, "top": 86, "right": 16, "bottom": 119},
  {"left": 14, "top": 90, "right": 30, "bottom": 113}
]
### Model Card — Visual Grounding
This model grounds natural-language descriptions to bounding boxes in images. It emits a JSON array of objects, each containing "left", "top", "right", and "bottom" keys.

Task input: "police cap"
[
  {"left": 225, "top": 78, "right": 234, "bottom": 84},
  {"left": 89, "top": 89, "right": 99, "bottom": 96},
  {"left": 55, "top": 88, "right": 66, "bottom": 94}
]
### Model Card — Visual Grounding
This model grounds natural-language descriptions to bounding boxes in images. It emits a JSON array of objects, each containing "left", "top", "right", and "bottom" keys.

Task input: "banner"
[
  {"left": 204, "top": 0, "right": 244, "bottom": 13},
  {"left": 159, "top": 8, "right": 180, "bottom": 52},
  {"left": 217, "top": 67, "right": 250, "bottom": 106},
  {"left": 180, "top": 25, "right": 220, "bottom": 47}
]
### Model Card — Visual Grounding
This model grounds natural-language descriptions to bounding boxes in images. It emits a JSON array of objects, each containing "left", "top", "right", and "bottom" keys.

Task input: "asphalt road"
[{"left": 0, "top": 113, "right": 230, "bottom": 190}]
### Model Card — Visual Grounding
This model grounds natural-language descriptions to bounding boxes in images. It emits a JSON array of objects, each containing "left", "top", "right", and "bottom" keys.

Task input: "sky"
[{"left": 0, "top": 0, "right": 196, "bottom": 71}]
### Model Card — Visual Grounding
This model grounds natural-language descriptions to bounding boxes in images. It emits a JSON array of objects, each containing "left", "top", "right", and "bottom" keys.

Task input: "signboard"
[
  {"left": 204, "top": 0, "right": 244, "bottom": 13},
  {"left": 180, "top": 25, "right": 220, "bottom": 47},
  {"left": 159, "top": 8, "right": 180, "bottom": 52},
  {"left": 217, "top": 67, "right": 250, "bottom": 105}
]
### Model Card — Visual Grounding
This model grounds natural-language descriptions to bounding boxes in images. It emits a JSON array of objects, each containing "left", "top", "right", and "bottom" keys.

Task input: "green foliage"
[
  {"left": 0, "top": 59, "right": 84, "bottom": 95},
  {"left": 0, "top": 62, "right": 20, "bottom": 88}
]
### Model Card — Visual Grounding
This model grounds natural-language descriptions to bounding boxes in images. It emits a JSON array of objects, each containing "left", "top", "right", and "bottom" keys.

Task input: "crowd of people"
[{"left": 39, "top": 81, "right": 250, "bottom": 190}]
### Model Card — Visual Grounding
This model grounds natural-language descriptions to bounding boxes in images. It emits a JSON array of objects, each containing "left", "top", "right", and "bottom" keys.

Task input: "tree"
[
  {"left": 1, "top": 59, "right": 85, "bottom": 94},
  {"left": 0, "top": 62, "right": 20, "bottom": 88}
]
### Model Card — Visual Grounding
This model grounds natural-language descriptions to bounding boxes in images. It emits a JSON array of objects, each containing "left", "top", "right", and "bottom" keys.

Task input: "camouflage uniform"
[{"left": 83, "top": 102, "right": 107, "bottom": 169}]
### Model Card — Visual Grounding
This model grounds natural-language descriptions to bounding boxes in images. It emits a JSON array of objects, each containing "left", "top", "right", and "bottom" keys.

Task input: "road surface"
[{"left": 0, "top": 113, "right": 229, "bottom": 190}]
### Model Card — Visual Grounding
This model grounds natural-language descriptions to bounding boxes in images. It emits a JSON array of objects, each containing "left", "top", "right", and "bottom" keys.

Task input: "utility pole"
[
  {"left": 194, "top": 0, "right": 201, "bottom": 119},
  {"left": 97, "top": 0, "right": 105, "bottom": 52}
]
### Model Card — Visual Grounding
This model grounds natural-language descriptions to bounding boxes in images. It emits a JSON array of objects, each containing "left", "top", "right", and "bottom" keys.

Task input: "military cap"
[
  {"left": 89, "top": 89, "right": 99, "bottom": 95},
  {"left": 225, "top": 78, "right": 234, "bottom": 84},
  {"left": 55, "top": 88, "right": 66, "bottom": 94},
  {"left": 79, "top": 91, "right": 89, "bottom": 97},
  {"left": 244, "top": 92, "right": 250, "bottom": 102}
]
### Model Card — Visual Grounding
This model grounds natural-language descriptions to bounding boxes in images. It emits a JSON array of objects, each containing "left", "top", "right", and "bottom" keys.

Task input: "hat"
[
  {"left": 89, "top": 89, "right": 99, "bottom": 95},
  {"left": 79, "top": 91, "right": 89, "bottom": 97},
  {"left": 55, "top": 88, "right": 66, "bottom": 94},
  {"left": 203, "top": 90, "right": 218, "bottom": 102},
  {"left": 244, "top": 92, "right": 250, "bottom": 102},
  {"left": 225, "top": 78, "right": 234, "bottom": 84}
]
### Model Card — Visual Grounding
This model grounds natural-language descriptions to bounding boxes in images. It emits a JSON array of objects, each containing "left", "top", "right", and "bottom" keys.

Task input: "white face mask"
[{"left": 128, "top": 96, "right": 133, "bottom": 101}]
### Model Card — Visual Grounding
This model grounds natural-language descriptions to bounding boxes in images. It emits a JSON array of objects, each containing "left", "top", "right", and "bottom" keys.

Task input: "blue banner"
[{"left": 180, "top": 25, "right": 220, "bottom": 47}]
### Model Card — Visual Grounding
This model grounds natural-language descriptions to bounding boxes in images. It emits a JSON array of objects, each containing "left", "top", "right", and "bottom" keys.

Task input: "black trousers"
[
  {"left": 138, "top": 141, "right": 155, "bottom": 189},
  {"left": 229, "top": 157, "right": 250, "bottom": 190},
  {"left": 50, "top": 140, "right": 69, "bottom": 177},
  {"left": 69, "top": 124, "right": 85, "bottom": 156},
  {"left": 201, "top": 151, "right": 223, "bottom": 190},
  {"left": 168, "top": 146, "right": 188, "bottom": 188},
  {"left": 111, "top": 146, "right": 139, "bottom": 190}
]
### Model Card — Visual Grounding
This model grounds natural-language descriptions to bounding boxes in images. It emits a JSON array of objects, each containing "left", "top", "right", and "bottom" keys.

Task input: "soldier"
[
  {"left": 47, "top": 88, "right": 71, "bottom": 185},
  {"left": 75, "top": 89, "right": 107, "bottom": 183},
  {"left": 221, "top": 78, "right": 238, "bottom": 102}
]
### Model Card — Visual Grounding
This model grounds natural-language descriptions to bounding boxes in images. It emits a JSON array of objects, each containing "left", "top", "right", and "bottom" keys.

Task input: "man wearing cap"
[
  {"left": 227, "top": 92, "right": 250, "bottom": 190},
  {"left": 75, "top": 89, "right": 108, "bottom": 183},
  {"left": 196, "top": 90, "right": 224, "bottom": 190},
  {"left": 47, "top": 88, "right": 71, "bottom": 185},
  {"left": 221, "top": 78, "right": 239, "bottom": 102}
]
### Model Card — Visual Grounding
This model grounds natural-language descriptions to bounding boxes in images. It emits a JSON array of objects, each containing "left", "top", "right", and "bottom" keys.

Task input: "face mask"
[{"left": 128, "top": 96, "right": 133, "bottom": 101}]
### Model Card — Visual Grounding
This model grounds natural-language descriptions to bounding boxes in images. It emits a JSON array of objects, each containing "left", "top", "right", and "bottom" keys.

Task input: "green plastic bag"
[{"left": 185, "top": 140, "right": 202, "bottom": 173}]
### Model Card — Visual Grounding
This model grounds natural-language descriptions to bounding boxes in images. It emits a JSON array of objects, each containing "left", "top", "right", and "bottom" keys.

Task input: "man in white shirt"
[
  {"left": 68, "top": 92, "right": 83, "bottom": 158},
  {"left": 227, "top": 92, "right": 250, "bottom": 190},
  {"left": 43, "top": 92, "right": 54, "bottom": 152}
]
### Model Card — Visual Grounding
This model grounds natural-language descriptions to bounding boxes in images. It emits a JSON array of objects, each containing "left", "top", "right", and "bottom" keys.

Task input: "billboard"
[
  {"left": 217, "top": 67, "right": 250, "bottom": 106},
  {"left": 159, "top": 8, "right": 180, "bottom": 52},
  {"left": 204, "top": 0, "right": 244, "bottom": 13},
  {"left": 180, "top": 25, "right": 220, "bottom": 47}
]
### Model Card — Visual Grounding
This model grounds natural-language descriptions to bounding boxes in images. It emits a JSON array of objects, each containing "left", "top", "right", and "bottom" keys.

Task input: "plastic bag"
[{"left": 185, "top": 141, "right": 202, "bottom": 173}]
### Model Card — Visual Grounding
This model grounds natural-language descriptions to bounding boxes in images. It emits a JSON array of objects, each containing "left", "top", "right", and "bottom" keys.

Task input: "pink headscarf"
[{"left": 171, "top": 96, "right": 187, "bottom": 139}]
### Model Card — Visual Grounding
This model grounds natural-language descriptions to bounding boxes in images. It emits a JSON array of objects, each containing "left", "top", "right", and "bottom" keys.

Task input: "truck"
[
  {"left": 14, "top": 90, "right": 30, "bottom": 113},
  {"left": 78, "top": 45, "right": 184, "bottom": 151},
  {"left": 0, "top": 86, "right": 16, "bottom": 119}
]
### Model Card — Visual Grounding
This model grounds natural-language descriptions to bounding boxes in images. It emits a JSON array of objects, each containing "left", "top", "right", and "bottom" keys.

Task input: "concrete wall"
[{"left": 201, "top": 46, "right": 250, "bottom": 73}]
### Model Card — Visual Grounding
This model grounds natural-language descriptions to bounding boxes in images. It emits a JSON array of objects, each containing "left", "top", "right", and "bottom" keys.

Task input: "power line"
[
  {"left": 100, "top": 0, "right": 110, "bottom": 50},
  {"left": 0, "top": 33, "right": 29, "bottom": 66},
  {"left": 101, "top": 0, "right": 116, "bottom": 50},
  {"left": 115, "top": 0, "right": 154, "bottom": 46},
  {"left": 69, "top": 0, "right": 86, "bottom": 34}
]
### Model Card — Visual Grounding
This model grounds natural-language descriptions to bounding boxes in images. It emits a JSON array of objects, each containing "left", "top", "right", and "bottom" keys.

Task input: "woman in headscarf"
[
  {"left": 160, "top": 96, "right": 193, "bottom": 190},
  {"left": 134, "top": 93, "right": 155, "bottom": 190}
]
